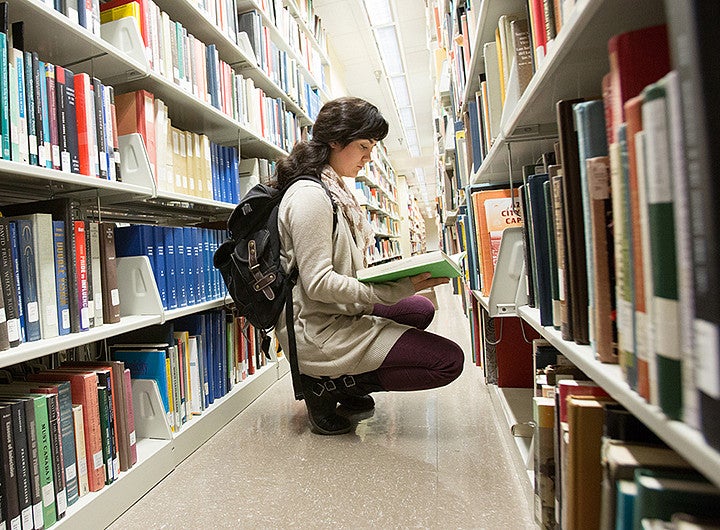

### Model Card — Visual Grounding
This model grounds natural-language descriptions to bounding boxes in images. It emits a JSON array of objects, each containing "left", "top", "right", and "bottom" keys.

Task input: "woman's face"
[{"left": 328, "top": 139, "right": 377, "bottom": 177}]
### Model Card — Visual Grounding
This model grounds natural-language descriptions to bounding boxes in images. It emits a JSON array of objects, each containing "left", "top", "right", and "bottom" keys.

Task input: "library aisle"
[{"left": 108, "top": 284, "right": 534, "bottom": 529}]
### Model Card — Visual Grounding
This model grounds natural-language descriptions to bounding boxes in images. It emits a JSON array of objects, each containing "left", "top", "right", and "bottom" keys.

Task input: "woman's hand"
[{"left": 409, "top": 272, "right": 451, "bottom": 292}]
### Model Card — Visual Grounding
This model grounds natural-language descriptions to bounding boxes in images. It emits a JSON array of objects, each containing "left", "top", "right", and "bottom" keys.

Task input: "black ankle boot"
[
  {"left": 336, "top": 372, "right": 386, "bottom": 412},
  {"left": 300, "top": 375, "right": 352, "bottom": 435}
]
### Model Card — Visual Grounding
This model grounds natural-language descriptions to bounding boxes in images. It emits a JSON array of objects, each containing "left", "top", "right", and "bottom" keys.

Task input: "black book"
[
  {"left": 0, "top": 402, "right": 21, "bottom": 530},
  {"left": 23, "top": 50, "right": 38, "bottom": 167},
  {"left": 556, "top": 98, "right": 589, "bottom": 345},
  {"left": 55, "top": 64, "right": 70, "bottom": 173},
  {"left": 0, "top": 399, "right": 33, "bottom": 530},
  {"left": 92, "top": 77, "right": 108, "bottom": 180},
  {"left": 10, "top": 397, "right": 42, "bottom": 530},
  {"left": 1, "top": 198, "right": 83, "bottom": 333},
  {"left": 63, "top": 66, "right": 80, "bottom": 175},
  {"left": 31, "top": 51, "right": 48, "bottom": 169},
  {"left": 0, "top": 220, "right": 21, "bottom": 347},
  {"left": 603, "top": 403, "right": 664, "bottom": 446},
  {"left": 664, "top": 0, "right": 720, "bottom": 452}
]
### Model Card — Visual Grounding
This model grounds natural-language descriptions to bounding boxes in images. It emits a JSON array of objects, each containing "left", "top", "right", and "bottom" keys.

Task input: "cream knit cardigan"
[{"left": 275, "top": 179, "right": 416, "bottom": 378}]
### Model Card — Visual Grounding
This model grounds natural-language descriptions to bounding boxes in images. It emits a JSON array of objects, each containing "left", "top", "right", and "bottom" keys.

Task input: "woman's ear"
[{"left": 329, "top": 141, "right": 339, "bottom": 149}]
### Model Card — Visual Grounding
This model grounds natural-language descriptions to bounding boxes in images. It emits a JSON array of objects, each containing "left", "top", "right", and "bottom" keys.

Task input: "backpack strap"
[{"left": 281, "top": 176, "right": 337, "bottom": 401}]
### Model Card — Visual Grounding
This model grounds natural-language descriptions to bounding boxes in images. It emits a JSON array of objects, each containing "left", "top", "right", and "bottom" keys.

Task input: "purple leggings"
[{"left": 371, "top": 295, "right": 464, "bottom": 391}]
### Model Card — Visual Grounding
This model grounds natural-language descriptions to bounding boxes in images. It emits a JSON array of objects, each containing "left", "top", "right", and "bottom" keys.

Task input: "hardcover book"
[{"left": 356, "top": 250, "right": 464, "bottom": 283}]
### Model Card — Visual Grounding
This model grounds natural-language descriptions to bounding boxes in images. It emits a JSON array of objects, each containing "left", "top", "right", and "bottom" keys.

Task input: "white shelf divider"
[{"left": 517, "top": 305, "right": 720, "bottom": 488}]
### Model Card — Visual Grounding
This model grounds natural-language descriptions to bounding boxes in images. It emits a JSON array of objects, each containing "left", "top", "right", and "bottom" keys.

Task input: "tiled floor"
[{"left": 108, "top": 285, "right": 535, "bottom": 529}]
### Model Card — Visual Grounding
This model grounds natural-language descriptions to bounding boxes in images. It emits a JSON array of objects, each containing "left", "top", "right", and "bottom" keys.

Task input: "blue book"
[
  {"left": 162, "top": 227, "right": 177, "bottom": 310},
  {"left": 0, "top": 4, "right": 10, "bottom": 160},
  {"left": 183, "top": 227, "right": 195, "bottom": 305},
  {"left": 152, "top": 226, "right": 167, "bottom": 310},
  {"left": 115, "top": 224, "right": 164, "bottom": 308},
  {"left": 23, "top": 51, "right": 37, "bottom": 166},
  {"left": 8, "top": 221, "right": 27, "bottom": 343},
  {"left": 53, "top": 221, "right": 71, "bottom": 336},
  {"left": 193, "top": 228, "right": 205, "bottom": 303},
  {"left": 574, "top": 100, "right": 609, "bottom": 350},
  {"left": 174, "top": 227, "right": 187, "bottom": 308},
  {"left": 203, "top": 312, "right": 214, "bottom": 404},
  {"left": 527, "top": 173, "right": 553, "bottom": 326},
  {"left": 112, "top": 349, "right": 171, "bottom": 419},
  {"left": 210, "top": 142, "right": 218, "bottom": 201},
  {"left": 463, "top": 188, "right": 481, "bottom": 290}
]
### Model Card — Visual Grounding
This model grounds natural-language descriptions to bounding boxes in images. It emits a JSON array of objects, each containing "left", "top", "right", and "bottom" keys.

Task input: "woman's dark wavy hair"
[{"left": 275, "top": 97, "right": 389, "bottom": 188}]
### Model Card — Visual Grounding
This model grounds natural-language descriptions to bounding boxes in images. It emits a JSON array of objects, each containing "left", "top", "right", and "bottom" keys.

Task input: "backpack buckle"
[{"left": 248, "top": 240, "right": 276, "bottom": 300}]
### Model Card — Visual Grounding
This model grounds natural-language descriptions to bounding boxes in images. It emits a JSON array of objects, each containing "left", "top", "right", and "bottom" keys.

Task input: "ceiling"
[{"left": 312, "top": 0, "right": 438, "bottom": 217}]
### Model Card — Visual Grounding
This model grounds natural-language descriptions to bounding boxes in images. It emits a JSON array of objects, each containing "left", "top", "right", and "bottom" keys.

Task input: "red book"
[
  {"left": 73, "top": 73, "right": 98, "bottom": 177},
  {"left": 114, "top": 90, "right": 156, "bottom": 182},
  {"left": 529, "top": 0, "right": 547, "bottom": 67},
  {"left": 495, "top": 316, "right": 540, "bottom": 388},
  {"left": 74, "top": 220, "right": 89, "bottom": 331},
  {"left": 28, "top": 371, "right": 106, "bottom": 493},
  {"left": 607, "top": 24, "right": 670, "bottom": 143}
]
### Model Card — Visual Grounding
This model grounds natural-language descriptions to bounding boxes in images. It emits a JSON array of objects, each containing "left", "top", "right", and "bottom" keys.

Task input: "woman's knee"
[
  {"left": 410, "top": 294, "right": 436, "bottom": 329},
  {"left": 441, "top": 340, "right": 464, "bottom": 383}
]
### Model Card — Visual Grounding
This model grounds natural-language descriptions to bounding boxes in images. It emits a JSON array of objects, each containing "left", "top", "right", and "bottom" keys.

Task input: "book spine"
[
  {"left": 32, "top": 53, "right": 48, "bottom": 169},
  {"left": 0, "top": 404, "right": 22, "bottom": 530},
  {"left": 23, "top": 51, "right": 38, "bottom": 167},
  {"left": 0, "top": 8, "right": 9, "bottom": 160},
  {"left": 9, "top": 401, "right": 34, "bottom": 530},
  {"left": 72, "top": 221, "right": 89, "bottom": 331},
  {"left": 71, "top": 404, "right": 88, "bottom": 497},
  {"left": 53, "top": 221, "right": 71, "bottom": 336},
  {"left": 37, "top": 59, "right": 52, "bottom": 169},
  {"left": 30, "top": 395, "right": 55, "bottom": 526},
  {"left": 54, "top": 384, "right": 77, "bottom": 507},
  {"left": 93, "top": 78, "right": 108, "bottom": 180},
  {"left": 0, "top": 220, "right": 21, "bottom": 346},
  {"left": 45, "top": 392, "right": 67, "bottom": 519},
  {"left": 54, "top": 65, "right": 70, "bottom": 172},
  {"left": 63, "top": 67, "right": 80, "bottom": 174},
  {"left": 45, "top": 64, "right": 60, "bottom": 170},
  {"left": 122, "top": 369, "right": 137, "bottom": 466},
  {"left": 16, "top": 219, "right": 41, "bottom": 342},
  {"left": 642, "top": 81, "right": 682, "bottom": 421},
  {"left": 89, "top": 222, "right": 103, "bottom": 327},
  {"left": 20, "top": 399, "right": 42, "bottom": 530},
  {"left": 96, "top": 386, "right": 112, "bottom": 485},
  {"left": 72, "top": 73, "right": 96, "bottom": 177}
]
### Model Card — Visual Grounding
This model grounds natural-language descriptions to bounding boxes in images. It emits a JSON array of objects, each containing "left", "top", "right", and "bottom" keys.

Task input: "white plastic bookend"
[
  {"left": 488, "top": 226, "right": 524, "bottom": 318},
  {"left": 131, "top": 379, "right": 172, "bottom": 440},
  {"left": 118, "top": 134, "right": 156, "bottom": 192},
  {"left": 100, "top": 17, "right": 147, "bottom": 67},
  {"left": 116, "top": 256, "right": 163, "bottom": 317}
]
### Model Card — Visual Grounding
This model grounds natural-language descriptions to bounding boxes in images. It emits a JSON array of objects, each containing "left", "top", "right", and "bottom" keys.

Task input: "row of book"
[
  {"left": 240, "top": 3, "right": 327, "bottom": 95},
  {"left": 114, "top": 224, "right": 226, "bottom": 312},
  {"left": 460, "top": 22, "right": 709, "bottom": 434},
  {"left": 366, "top": 210, "right": 400, "bottom": 239},
  {"left": 353, "top": 181, "right": 400, "bottom": 219},
  {"left": 532, "top": 340, "right": 720, "bottom": 530},
  {"left": 1, "top": 18, "right": 123, "bottom": 180},
  {"left": 239, "top": 8, "right": 325, "bottom": 118},
  {"left": 0, "top": 202, "right": 122, "bottom": 351},
  {"left": 366, "top": 238, "right": 401, "bottom": 267},
  {"left": 0, "top": 360, "right": 138, "bottom": 530},
  {"left": 112, "top": 309, "right": 272, "bottom": 434},
  {"left": 0, "top": 306, "right": 271, "bottom": 530},
  {"left": 99, "top": 0, "right": 323, "bottom": 129}
]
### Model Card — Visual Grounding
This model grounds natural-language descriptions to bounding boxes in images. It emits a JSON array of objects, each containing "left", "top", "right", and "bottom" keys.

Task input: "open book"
[{"left": 357, "top": 250, "right": 466, "bottom": 283}]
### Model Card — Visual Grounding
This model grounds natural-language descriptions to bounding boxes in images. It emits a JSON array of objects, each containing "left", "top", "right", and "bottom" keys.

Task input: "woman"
[{"left": 274, "top": 97, "right": 464, "bottom": 435}]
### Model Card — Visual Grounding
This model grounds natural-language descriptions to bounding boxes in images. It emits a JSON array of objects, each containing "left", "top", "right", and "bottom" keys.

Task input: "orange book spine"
[
  {"left": 28, "top": 371, "right": 105, "bottom": 492},
  {"left": 624, "top": 95, "right": 649, "bottom": 399}
]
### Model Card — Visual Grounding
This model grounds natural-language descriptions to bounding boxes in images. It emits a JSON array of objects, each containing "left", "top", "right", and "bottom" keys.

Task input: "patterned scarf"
[{"left": 320, "top": 165, "right": 375, "bottom": 251}]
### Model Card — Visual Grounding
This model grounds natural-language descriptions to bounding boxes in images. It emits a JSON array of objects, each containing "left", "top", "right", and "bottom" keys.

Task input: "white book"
[
  {"left": 482, "top": 42, "right": 502, "bottom": 145},
  {"left": 72, "top": 404, "right": 89, "bottom": 497},
  {"left": 188, "top": 336, "right": 202, "bottom": 414}
]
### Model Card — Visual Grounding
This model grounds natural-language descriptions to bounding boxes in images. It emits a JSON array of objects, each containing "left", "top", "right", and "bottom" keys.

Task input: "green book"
[
  {"left": 633, "top": 468, "right": 720, "bottom": 529},
  {"left": 356, "top": 250, "right": 464, "bottom": 284},
  {"left": 642, "top": 78, "right": 682, "bottom": 420}
]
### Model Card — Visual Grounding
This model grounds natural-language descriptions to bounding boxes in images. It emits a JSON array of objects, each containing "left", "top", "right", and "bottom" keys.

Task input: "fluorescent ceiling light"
[
  {"left": 363, "top": 0, "right": 393, "bottom": 26},
  {"left": 374, "top": 27, "right": 403, "bottom": 76},
  {"left": 388, "top": 76, "right": 410, "bottom": 107}
]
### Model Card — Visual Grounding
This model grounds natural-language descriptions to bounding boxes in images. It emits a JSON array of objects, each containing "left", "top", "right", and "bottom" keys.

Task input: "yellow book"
[
  {"left": 495, "top": 28, "right": 506, "bottom": 105},
  {"left": 100, "top": 3, "right": 141, "bottom": 33},
  {"left": 185, "top": 131, "right": 196, "bottom": 197}
]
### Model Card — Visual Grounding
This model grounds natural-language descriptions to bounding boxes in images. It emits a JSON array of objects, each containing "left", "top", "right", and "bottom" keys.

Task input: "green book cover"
[
  {"left": 356, "top": 250, "right": 464, "bottom": 283},
  {"left": 633, "top": 468, "right": 720, "bottom": 528},
  {"left": 642, "top": 78, "right": 682, "bottom": 420}
]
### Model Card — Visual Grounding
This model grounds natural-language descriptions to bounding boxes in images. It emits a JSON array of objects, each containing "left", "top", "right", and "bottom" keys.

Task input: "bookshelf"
[
  {"left": 438, "top": 0, "right": 720, "bottom": 520},
  {"left": 0, "top": 0, "right": 334, "bottom": 527}
]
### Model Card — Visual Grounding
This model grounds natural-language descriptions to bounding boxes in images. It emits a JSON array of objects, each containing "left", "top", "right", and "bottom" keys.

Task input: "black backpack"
[{"left": 213, "top": 176, "right": 336, "bottom": 400}]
